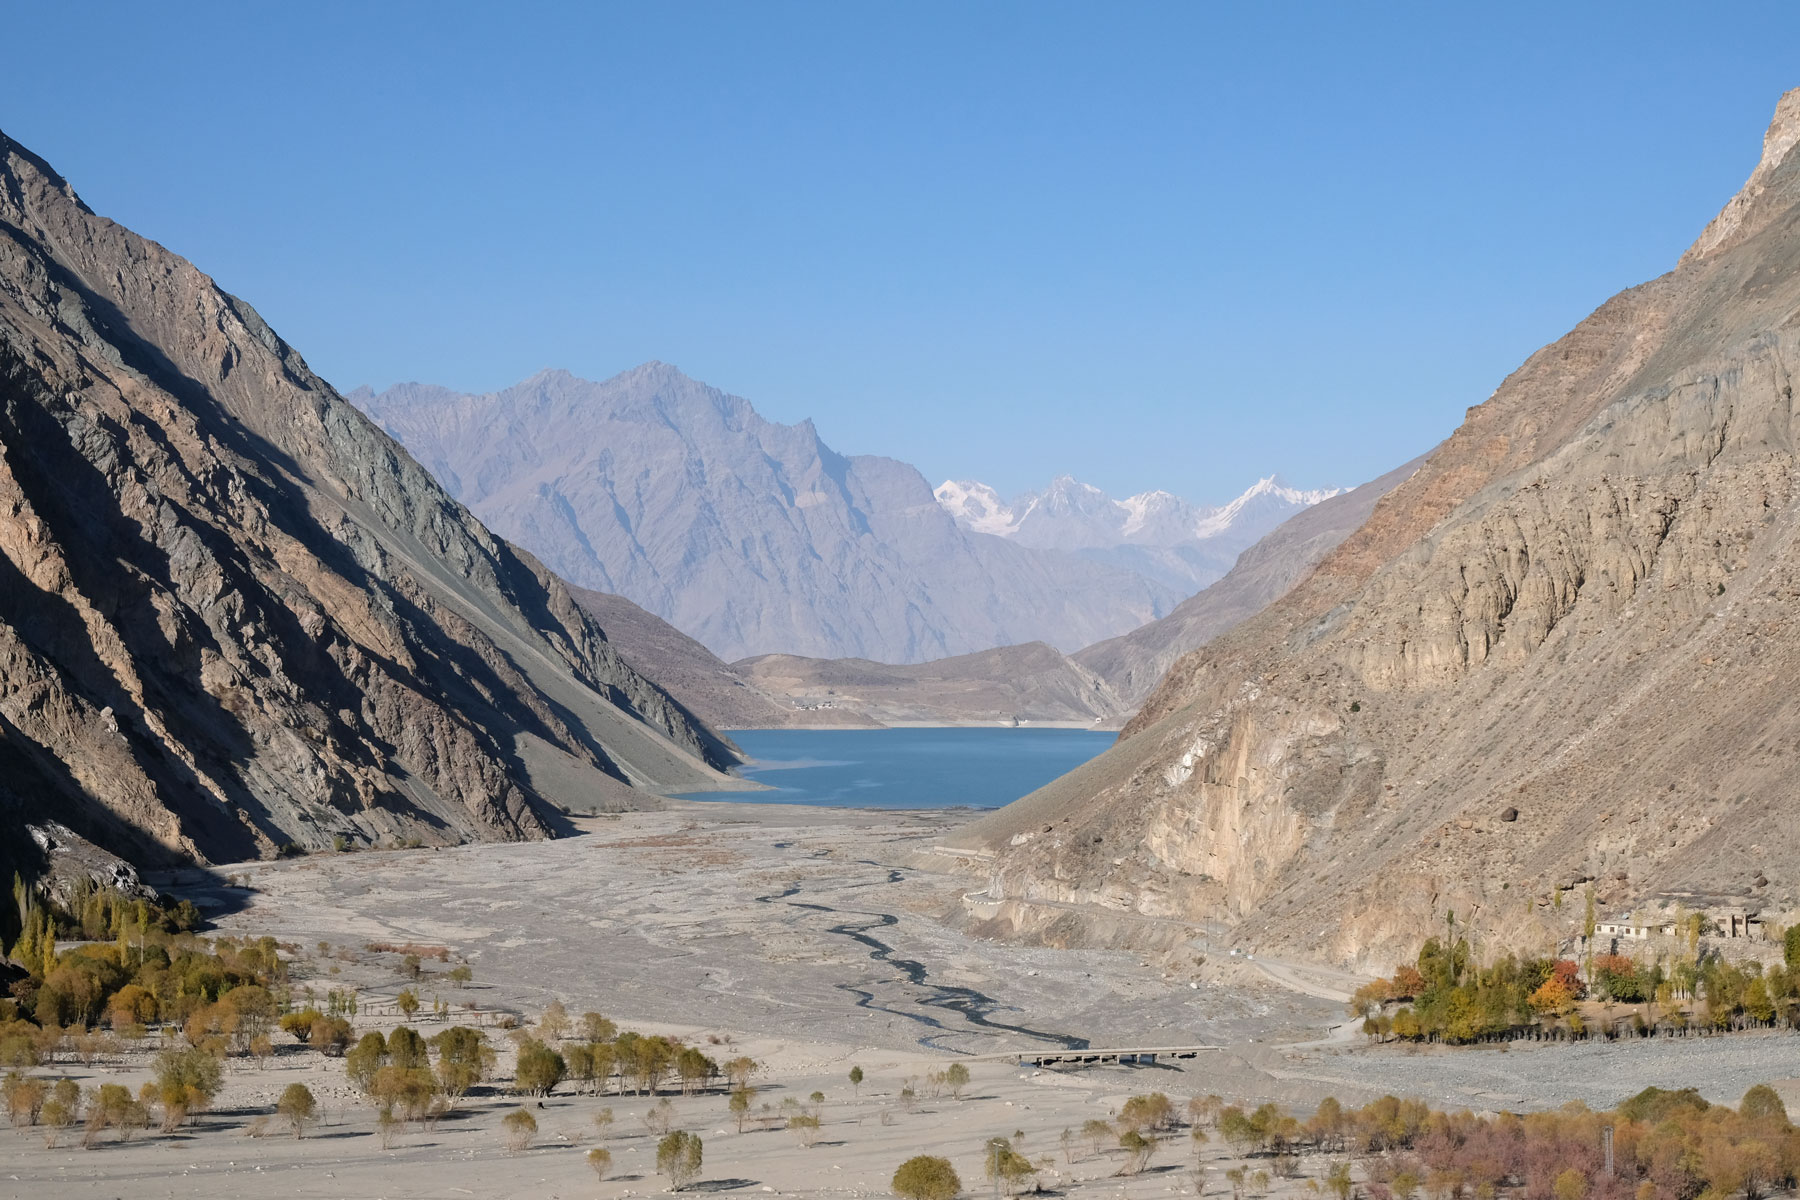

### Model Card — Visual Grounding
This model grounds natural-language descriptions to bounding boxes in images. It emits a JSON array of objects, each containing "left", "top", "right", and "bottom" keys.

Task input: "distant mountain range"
[
  {"left": 356, "top": 367, "right": 1339, "bottom": 664},
  {"left": 936, "top": 475, "right": 1342, "bottom": 594}
]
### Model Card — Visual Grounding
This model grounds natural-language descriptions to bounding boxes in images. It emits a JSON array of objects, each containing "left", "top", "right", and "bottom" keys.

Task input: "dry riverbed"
[{"left": 10, "top": 803, "right": 1800, "bottom": 1199}]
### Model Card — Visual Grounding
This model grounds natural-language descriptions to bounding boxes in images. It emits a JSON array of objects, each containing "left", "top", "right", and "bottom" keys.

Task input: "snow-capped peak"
[
  {"left": 1119, "top": 490, "right": 1182, "bottom": 537},
  {"left": 937, "top": 470, "right": 1342, "bottom": 598},
  {"left": 934, "top": 479, "right": 1019, "bottom": 536},
  {"left": 938, "top": 472, "right": 1341, "bottom": 552},
  {"left": 1191, "top": 476, "right": 1345, "bottom": 539}
]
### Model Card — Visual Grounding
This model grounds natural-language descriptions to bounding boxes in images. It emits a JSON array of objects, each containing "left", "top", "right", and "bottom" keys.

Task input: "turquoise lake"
[{"left": 680, "top": 727, "right": 1117, "bottom": 810}]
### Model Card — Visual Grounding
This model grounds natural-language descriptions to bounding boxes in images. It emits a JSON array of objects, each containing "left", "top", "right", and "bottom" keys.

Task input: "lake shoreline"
[
  {"left": 674, "top": 726, "right": 1117, "bottom": 810},
  {"left": 723, "top": 719, "right": 1124, "bottom": 731}
]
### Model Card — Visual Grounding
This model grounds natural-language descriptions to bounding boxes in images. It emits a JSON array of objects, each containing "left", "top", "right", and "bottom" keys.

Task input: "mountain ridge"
[
  {"left": 0, "top": 128, "right": 736, "bottom": 873},
  {"left": 950, "top": 88, "right": 1800, "bottom": 971},
  {"left": 355, "top": 367, "right": 1198, "bottom": 664},
  {"left": 936, "top": 474, "right": 1340, "bottom": 546},
  {"left": 1070, "top": 455, "right": 1427, "bottom": 704},
  {"left": 934, "top": 474, "right": 1341, "bottom": 597}
]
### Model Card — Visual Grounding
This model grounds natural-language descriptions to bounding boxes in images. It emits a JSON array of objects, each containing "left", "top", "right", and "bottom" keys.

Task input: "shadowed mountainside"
[
  {"left": 568, "top": 586, "right": 876, "bottom": 730},
  {"left": 0, "top": 130, "right": 738, "bottom": 867}
]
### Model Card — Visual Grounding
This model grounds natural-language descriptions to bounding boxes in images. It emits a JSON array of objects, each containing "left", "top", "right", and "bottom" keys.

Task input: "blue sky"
[{"left": 5, "top": 3, "right": 1799, "bottom": 503}]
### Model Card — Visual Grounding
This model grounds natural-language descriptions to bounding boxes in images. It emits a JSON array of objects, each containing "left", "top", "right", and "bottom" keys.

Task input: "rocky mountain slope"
[
  {"left": 354, "top": 367, "right": 1186, "bottom": 664},
  {"left": 936, "top": 475, "right": 1341, "bottom": 595},
  {"left": 572, "top": 583, "right": 1127, "bottom": 729},
  {"left": 1072, "top": 457, "right": 1426, "bottom": 704},
  {"left": 567, "top": 586, "right": 875, "bottom": 730},
  {"left": 574, "top": 468, "right": 1410, "bottom": 729},
  {"left": 952, "top": 89, "right": 1800, "bottom": 971},
  {"left": 734, "top": 642, "right": 1129, "bottom": 727},
  {"left": 0, "top": 130, "right": 739, "bottom": 870}
]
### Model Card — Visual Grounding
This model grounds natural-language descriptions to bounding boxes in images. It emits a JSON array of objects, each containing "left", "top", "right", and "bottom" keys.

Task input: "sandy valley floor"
[{"left": 11, "top": 803, "right": 1800, "bottom": 1200}]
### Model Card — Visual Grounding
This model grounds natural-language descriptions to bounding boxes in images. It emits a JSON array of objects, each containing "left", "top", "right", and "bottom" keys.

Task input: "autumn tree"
[
  {"left": 538, "top": 999, "right": 570, "bottom": 1042},
  {"left": 513, "top": 1037, "right": 566, "bottom": 1096},
  {"left": 1741, "top": 1083, "right": 1789, "bottom": 1123},
  {"left": 346, "top": 1031, "right": 390, "bottom": 1093},
  {"left": 730, "top": 1086, "right": 755, "bottom": 1133},
  {"left": 985, "top": 1136, "right": 1037, "bottom": 1195},
  {"left": 503, "top": 1106, "right": 537, "bottom": 1151},
  {"left": 370, "top": 1060, "right": 437, "bottom": 1125},
  {"left": 1120, "top": 1129, "right": 1155, "bottom": 1175},
  {"left": 39, "top": 1079, "right": 79, "bottom": 1148},
  {"left": 1220, "top": 1106, "right": 1258, "bottom": 1153},
  {"left": 1081, "top": 1117, "right": 1114, "bottom": 1158},
  {"left": 431, "top": 1025, "right": 491, "bottom": 1101},
  {"left": 1119, "top": 1092, "right": 1175, "bottom": 1133},
  {"left": 151, "top": 1047, "right": 221, "bottom": 1129},
  {"left": 3, "top": 1072, "right": 45, "bottom": 1127},
  {"left": 308, "top": 1014, "right": 353, "bottom": 1056},
  {"left": 677, "top": 1046, "right": 717, "bottom": 1094},
  {"left": 280, "top": 1008, "right": 322, "bottom": 1044},
  {"left": 86, "top": 1082, "right": 146, "bottom": 1143},
  {"left": 789, "top": 1112, "right": 822, "bottom": 1147},
  {"left": 645, "top": 1096, "right": 676, "bottom": 1136},
  {"left": 658, "top": 1129, "right": 704, "bottom": 1190},
  {"left": 277, "top": 1083, "right": 317, "bottom": 1137},
  {"left": 894, "top": 1155, "right": 962, "bottom": 1200},
  {"left": 610, "top": 1032, "right": 672, "bottom": 1094},
  {"left": 1188, "top": 1094, "right": 1224, "bottom": 1127},
  {"left": 388, "top": 1025, "right": 429, "bottom": 1071}
]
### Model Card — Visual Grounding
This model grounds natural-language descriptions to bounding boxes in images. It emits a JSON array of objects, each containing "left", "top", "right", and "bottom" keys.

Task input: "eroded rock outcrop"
[
  {"left": 0, "top": 131, "right": 737, "bottom": 868},
  {"left": 956, "top": 89, "right": 1800, "bottom": 970}
]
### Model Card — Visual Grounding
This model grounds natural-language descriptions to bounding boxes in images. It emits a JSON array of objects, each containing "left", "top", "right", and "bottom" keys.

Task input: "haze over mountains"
[
  {"left": 0, "top": 130, "right": 737, "bottom": 874},
  {"left": 958, "top": 89, "right": 1800, "bottom": 970},
  {"left": 937, "top": 475, "right": 1341, "bottom": 595},
  {"left": 356, "top": 368, "right": 1336, "bottom": 665}
]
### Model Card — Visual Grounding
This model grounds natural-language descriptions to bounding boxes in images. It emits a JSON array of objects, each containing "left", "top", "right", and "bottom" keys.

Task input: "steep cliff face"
[
  {"left": 956, "top": 90, "right": 1800, "bottom": 969},
  {"left": 1072, "top": 456, "right": 1425, "bottom": 705},
  {"left": 567, "top": 586, "right": 875, "bottom": 730},
  {"left": 0, "top": 131, "right": 737, "bottom": 867}
]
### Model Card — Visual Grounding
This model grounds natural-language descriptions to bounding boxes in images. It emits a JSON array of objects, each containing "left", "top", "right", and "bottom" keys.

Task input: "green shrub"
[{"left": 893, "top": 1154, "right": 961, "bottom": 1200}]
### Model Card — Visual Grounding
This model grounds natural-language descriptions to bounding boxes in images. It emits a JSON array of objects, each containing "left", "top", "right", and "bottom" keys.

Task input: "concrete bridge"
[
  {"left": 896, "top": 1044, "right": 1223, "bottom": 1070},
  {"left": 1015, "top": 1044, "right": 1222, "bottom": 1069}
]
